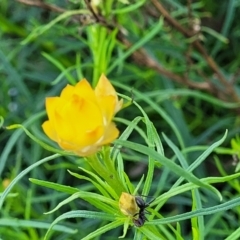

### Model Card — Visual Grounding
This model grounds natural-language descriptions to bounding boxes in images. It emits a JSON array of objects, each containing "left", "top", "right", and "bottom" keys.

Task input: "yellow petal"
[
  {"left": 95, "top": 74, "right": 123, "bottom": 114},
  {"left": 58, "top": 126, "right": 104, "bottom": 155},
  {"left": 60, "top": 84, "right": 75, "bottom": 100},
  {"left": 101, "top": 122, "right": 119, "bottom": 145},
  {"left": 52, "top": 110, "right": 75, "bottom": 143},
  {"left": 45, "top": 97, "right": 61, "bottom": 121},
  {"left": 97, "top": 95, "right": 116, "bottom": 124},
  {"left": 74, "top": 79, "right": 96, "bottom": 103},
  {"left": 45, "top": 97, "right": 75, "bottom": 142},
  {"left": 42, "top": 120, "right": 58, "bottom": 142},
  {"left": 53, "top": 96, "right": 103, "bottom": 148},
  {"left": 67, "top": 98, "right": 101, "bottom": 130},
  {"left": 95, "top": 74, "right": 117, "bottom": 98},
  {"left": 76, "top": 125, "right": 104, "bottom": 147}
]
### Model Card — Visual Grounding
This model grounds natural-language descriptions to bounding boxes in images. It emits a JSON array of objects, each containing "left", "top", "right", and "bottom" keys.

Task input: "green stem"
[{"left": 86, "top": 151, "right": 125, "bottom": 196}]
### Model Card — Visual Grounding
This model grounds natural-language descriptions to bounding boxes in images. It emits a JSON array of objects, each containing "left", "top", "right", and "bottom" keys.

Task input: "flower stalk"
[
  {"left": 86, "top": 148, "right": 125, "bottom": 196},
  {"left": 42, "top": 74, "right": 122, "bottom": 157}
]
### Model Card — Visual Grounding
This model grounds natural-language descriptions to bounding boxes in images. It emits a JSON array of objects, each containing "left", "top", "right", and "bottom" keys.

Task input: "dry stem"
[{"left": 16, "top": 0, "right": 240, "bottom": 102}]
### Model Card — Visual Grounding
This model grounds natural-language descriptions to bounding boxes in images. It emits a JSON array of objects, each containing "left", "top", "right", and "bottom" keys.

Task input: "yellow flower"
[{"left": 42, "top": 74, "right": 123, "bottom": 156}]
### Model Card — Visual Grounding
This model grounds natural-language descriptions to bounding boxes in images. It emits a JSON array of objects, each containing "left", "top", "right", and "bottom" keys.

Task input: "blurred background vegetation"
[{"left": 1, "top": 0, "right": 240, "bottom": 239}]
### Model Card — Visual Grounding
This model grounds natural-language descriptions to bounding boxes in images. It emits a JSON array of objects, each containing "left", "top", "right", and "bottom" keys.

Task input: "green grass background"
[{"left": 1, "top": 1, "right": 240, "bottom": 239}]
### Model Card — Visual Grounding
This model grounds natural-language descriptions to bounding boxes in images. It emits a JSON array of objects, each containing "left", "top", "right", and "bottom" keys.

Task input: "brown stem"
[
  {"left": 16, "top": 0, "right": 239, "bottom": 102},
  {"left": 126, "top": 41, "right": 212, "bottom": 91},
  {"left": 151, "top": 0, "right": 239, "bottom": 102},
  {"left": 16, "top": 0, "right": 65, "bottom": 13}
]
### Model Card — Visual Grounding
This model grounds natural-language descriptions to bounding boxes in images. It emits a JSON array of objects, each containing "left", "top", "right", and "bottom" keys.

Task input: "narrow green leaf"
[
  {"left": 29, "top": 178, "right": 79, "bottom": 194},
  {"left": 6, "top": 123, "right": 73, "bottom": 156},
  {"left": 0, "top": 154, "right": 60, "bottom": 209},
  {"left": 44, "top": 210, "right": 116, "bottom": 240},
  {"left": 0, "top": 218, "right": 76, "bottom": 233},
  {"left": 173, "top": 130, "right": 228, "bottom": 189},
  {"left": 42, "top": 52, "right": 76, "bottom": 84},
  {"left": 82, "top": 219, "right": 123, "bottom": 240},
  {"left": 21, "top": 9, "right": 89, "bottom": 45},
  {"left": 115, "top": 140, "right": 221, "bottom": 200},
  {"left": 151, "top": 196, "right": 240, "bottom": 225},
  {"left": 225, "top": 226, "right": 240, "bottom": 240}
]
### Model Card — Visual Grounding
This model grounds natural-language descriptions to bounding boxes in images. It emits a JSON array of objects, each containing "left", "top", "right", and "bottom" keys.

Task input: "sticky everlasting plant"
[
  {"left": 42, "top": 74, "right": 122, "bottom": 157},
  {"left": 2, "top": 74, "right": 240, "bottom": 240}
]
